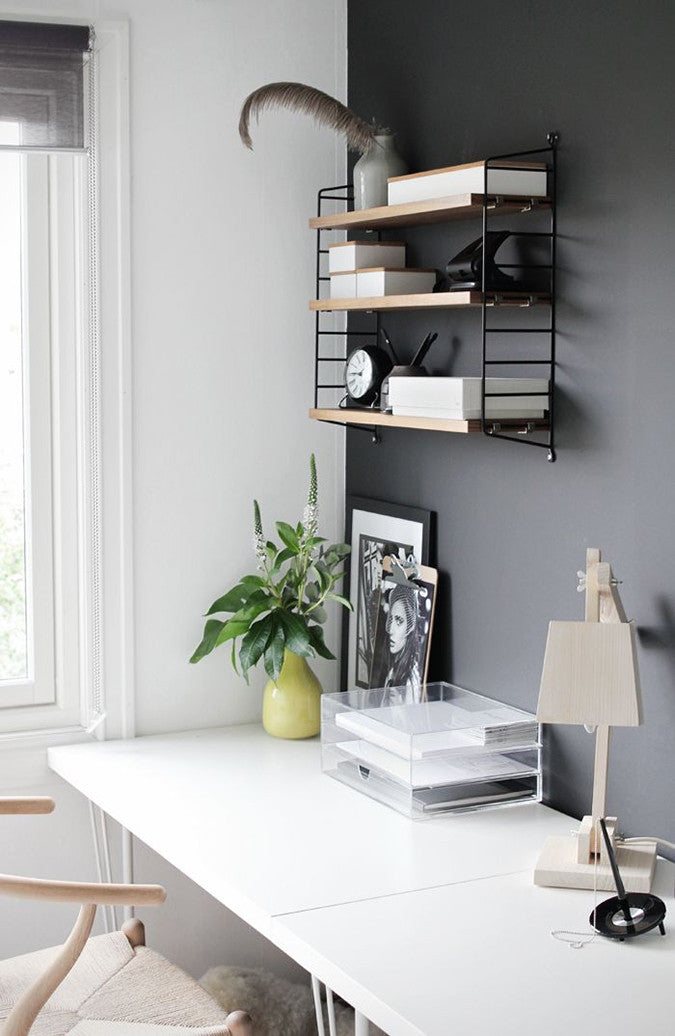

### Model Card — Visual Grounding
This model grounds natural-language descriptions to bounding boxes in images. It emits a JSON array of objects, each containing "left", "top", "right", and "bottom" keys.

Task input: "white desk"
[
  {"left": 48, "top": 726, "right": 674, "bottom": 1036},
  {"left": 274, "top": 867, "right": 675, "bottom": 1036}
]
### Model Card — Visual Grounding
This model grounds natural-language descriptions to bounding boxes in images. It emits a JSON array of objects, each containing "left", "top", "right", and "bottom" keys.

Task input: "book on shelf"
[{"left": 387, "top": 160, "right": 548, "bottom": 206}]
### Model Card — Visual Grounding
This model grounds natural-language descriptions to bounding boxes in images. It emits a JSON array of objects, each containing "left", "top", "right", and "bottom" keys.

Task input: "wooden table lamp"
[{"left": 533, "top": 548, "right": 656, "bottom": 892}]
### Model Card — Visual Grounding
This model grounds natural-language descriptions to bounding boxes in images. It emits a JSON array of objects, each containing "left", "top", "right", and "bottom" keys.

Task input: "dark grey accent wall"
[{"left": 346, "top": 0, "right": 675, "bottom": 845}]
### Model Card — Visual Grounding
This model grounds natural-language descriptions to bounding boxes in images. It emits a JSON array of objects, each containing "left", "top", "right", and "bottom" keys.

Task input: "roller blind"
[{"left": 0, "top": 20, "right": 91, "bottom": 150}]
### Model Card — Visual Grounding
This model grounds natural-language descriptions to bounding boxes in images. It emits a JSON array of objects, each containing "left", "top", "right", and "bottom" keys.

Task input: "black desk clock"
[{"left": 344, "top": 346, "right": 392, "bottom": 406}]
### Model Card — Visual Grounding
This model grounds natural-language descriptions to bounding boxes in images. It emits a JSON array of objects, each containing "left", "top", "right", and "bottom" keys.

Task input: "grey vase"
[{"left": 353, "top": 133, "right": 407, "bottom": 210}]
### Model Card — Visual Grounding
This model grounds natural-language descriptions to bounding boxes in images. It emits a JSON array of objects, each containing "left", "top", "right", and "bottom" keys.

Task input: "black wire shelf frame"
[{"left": 311, "top": 132, "right": 559, "bottom": 458}]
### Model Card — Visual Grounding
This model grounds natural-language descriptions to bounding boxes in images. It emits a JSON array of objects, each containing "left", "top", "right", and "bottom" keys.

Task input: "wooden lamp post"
[{"left": 533, "top": 548, "right": 656, "bottom": 892}]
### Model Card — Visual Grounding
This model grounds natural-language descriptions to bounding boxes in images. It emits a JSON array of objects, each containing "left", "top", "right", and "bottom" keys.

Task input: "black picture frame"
[{"left": 340, "top": 495, "right": 432, "bottom": 691}]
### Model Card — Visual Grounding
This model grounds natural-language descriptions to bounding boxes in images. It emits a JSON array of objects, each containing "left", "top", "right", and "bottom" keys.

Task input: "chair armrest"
[
  {"left": 0, "top": 797, "right": 55, "bottom": 815},
  {"left": 0, "top": 874, "right": 166, "bottom": 906}
]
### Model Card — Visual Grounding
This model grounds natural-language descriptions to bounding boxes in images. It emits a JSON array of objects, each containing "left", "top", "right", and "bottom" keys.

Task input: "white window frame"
[{"left": 0, "top": 17, "right": 132, "bottom": 748}]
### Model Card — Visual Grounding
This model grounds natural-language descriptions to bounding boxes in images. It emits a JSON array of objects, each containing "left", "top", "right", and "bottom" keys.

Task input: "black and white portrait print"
[
  {"left": 369, "top": 567, "right": 436, "bottom": 703},
  {"left": 354, "top": 535, "right": 414, "bottom": 688}
]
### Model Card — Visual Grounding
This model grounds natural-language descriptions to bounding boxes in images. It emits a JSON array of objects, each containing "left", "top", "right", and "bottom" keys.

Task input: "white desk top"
[
  {"left": 273, "top": 865, "right": 675, "bottom": 1036},
  {"left": 48, "top": 726, "right": 571, "bottom": 936},
  {"left": 49, "top": 725, "right": 673, "bottom": 1036}
]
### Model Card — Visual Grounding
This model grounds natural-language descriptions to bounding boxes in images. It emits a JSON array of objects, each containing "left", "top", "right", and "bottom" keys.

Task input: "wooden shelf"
[
  {"left": 310, "top": 407, "right": 478, "bottom": 434},
  {"left": 310, "top": 408, "right": 550, "bottom": 436},
  {"left": 309, "top": 193, "right": 551, "bottom": 231},
  {"left": 310, "top": 291, "right": 550, "bottom": 313}
]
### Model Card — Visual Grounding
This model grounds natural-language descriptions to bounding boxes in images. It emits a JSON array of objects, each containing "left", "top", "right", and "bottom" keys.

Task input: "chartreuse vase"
[{"left": 262, "top": 649, "right": 322, "bottom": 739}]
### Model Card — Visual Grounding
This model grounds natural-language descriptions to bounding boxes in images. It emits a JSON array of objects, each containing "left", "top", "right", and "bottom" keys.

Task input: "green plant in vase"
[{"left": 190, "top": 454, "right": 352, "bottom": 739}]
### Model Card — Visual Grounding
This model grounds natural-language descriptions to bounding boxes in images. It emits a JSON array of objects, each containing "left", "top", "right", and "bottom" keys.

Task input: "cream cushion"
[{"left": 0, "top": 932, "right": 232, "bottom": 1036}]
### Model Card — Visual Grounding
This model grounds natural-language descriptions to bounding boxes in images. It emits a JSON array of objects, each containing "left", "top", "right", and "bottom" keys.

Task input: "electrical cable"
[
  {"left": 550, "top": 819, "right": 601, "bottom": 950},
  {"left": 551, "top": 829, "right": 674, "bottom": 948}
]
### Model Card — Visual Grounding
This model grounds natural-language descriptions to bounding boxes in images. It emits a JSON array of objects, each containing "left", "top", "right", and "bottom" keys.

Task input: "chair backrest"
[
  {"left": 0, "top": 797, "right": 253, "bottom": 1036},
  {"left": 0, "top": 796, "right": 164, "bottom": 1036}
]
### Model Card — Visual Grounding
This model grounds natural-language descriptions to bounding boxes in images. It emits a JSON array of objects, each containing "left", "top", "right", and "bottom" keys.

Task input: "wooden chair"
[{"left": 0, "top": 797, "right": 253, "bottom": 1036}]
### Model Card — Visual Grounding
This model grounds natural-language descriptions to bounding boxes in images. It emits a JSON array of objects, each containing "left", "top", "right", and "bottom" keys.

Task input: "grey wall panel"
[{"left": 346, "top": 0, "right": 675, "bottom": 846}]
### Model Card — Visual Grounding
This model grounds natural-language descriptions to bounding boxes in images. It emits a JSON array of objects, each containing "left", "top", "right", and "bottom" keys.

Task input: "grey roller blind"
[{"left": 0, "top": 20, "right": 91, "bottom": 150}]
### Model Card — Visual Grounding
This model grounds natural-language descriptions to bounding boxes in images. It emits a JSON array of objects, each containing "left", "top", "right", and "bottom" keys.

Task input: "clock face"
[{"left": 345, "top": 349, "right": 374, "bottom": 400}]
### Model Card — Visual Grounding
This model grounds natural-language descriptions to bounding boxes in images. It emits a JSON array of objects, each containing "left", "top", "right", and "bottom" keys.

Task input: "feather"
[{"left": 239, "top": 81, "right": 378, "bottom": 154}]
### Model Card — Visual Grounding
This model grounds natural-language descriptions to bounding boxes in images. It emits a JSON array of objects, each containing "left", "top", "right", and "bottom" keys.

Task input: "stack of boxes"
[{"left": 328, "top": 240, "right": 436, "bottom": 300}]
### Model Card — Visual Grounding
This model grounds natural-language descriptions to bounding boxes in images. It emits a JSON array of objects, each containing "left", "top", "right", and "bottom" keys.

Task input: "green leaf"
[
  {"left": 206, "top": 583, "right": 252, "bottom": 616},
  {"left": 231, "top": 637, "right": 239, "bottom": 675},
  {"left": 327, "top": 593, "right": 353, "bottom": 611},
  {"left": 266, "top": 541, "right": 278, "bottom": 562},
  {"left": 271, "top": 546, "right": 295, "bottom": 572},
  {"left": 327, "top": 542, "right": 351, "bottom": 559},
  {"left": 306, "top": 536, "right": 326, "bottom": 548},
  {"left": 276, "top": 521, "right": 300, "bottom": 552},
  {"left": 311, "top": 605, "right": 327, "bottom": 624},
  {"left": 278, "top": 611, "right": 313, "bottom": 657},
  {"left": 240, "top": 574, "right": 266, "bottom": 588},
  {"left": 239, "top": 615, "right": 275, "bottom": 674},
  {"left": 190, "top": 618, "right": 226, "bottom": 663},
  {"left": 305, "top": 581, "right": 320, "bottom": 603},
  {"left": 229, "top": 598, "right": 271, "bottom": 627},
  {"left": 215, "top": 618, "right": 250, "bottom": 646},
  {"left": 313, "top": 563, "right": 331, "bottom": 594},
  {"left": 308, "top": 624, "right": 335, "bottom": 660},
  {"left": 263, "top": 628, "right": 286, "bottom": 683}
]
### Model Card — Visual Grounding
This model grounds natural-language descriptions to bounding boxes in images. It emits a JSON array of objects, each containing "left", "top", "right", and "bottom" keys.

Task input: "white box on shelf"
[
  {"left": 329, "top": 271, "right": 357, "bottom": 299},
  {"left": 387, "top": 161, "right": 548, "bottom": 206},
  {"left": 321, "top": 683, "right": 541, "bottom": 819},
  {"left": 394, "top": 405, "right": 546, "bottom": 420},
  {"left": 328, "top": 240, "right": 406, "bottom": 273},
  {"left": 356, "top": 267, "right": 437, "bottom": 297},
  {"left": 389, "top": 377, "right": 549, "bottom": 419}
]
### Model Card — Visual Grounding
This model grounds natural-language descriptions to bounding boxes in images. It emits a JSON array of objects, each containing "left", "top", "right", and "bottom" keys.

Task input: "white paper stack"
[
  {"left": 336, "top": 739, "right": 534, "bottom": 789},
  {"left": 329, "top": 267, "right": 436, "bottom": 300},
  {"left": 389, "top": 376, "right": 549, "bottom": 420},
  {"left": 388, "top": 160, "right": 548, "bottom": 206},
  {"left": 335, "top": 699, "right": 538, "bottom": 759},
  {"left": 328, "top": 240, "right": 405, "bottom": 273}
]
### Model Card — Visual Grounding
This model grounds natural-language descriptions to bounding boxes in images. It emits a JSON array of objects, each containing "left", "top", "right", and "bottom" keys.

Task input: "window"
[{"left": 0, "top": 19, "right": 131, "bottom": 741}]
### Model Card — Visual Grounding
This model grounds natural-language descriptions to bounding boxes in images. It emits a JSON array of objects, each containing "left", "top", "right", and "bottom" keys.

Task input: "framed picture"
[
  {"left": 341, "top": 496, "right": 432, "bottom": 690},
  {"left": 369, "top": 557, "right": 438, "bottom": 702}
]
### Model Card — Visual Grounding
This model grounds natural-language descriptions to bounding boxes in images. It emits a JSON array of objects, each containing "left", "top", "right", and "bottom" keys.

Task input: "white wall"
[{"left": 0, "top": 0, "right": 346, "bottom": 981}]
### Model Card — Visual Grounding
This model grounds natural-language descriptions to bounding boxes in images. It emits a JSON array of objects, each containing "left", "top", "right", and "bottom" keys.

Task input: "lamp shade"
[{"left": 537, "top": 621, "right": 642, "bottom": 727}]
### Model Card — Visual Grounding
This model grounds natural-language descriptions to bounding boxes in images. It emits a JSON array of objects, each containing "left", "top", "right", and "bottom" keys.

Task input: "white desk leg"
[
  {"left": 326, "top": 987, "right": 337, "bottom": 1036},
  {"left": 88, "top": 802, "right": 116, "bottom": 933},
  {"left": 311, "top": 975, "right": 326, "bottom": 1036},
  {"left": 354, "top": 1011, "right": 370, "bottom": 1036}
]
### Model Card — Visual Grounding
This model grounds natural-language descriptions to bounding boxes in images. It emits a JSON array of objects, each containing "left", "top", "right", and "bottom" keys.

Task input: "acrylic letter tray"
[{"left": 321, "top": 683, "right": 541, "bottom": 819}]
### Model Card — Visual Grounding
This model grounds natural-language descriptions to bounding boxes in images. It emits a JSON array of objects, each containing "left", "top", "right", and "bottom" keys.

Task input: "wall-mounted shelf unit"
[{"left": 309, "top": 134, "right": 558, "bottom": 461}]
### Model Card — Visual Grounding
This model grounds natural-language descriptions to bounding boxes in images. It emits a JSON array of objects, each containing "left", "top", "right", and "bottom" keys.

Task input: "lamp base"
[{"left": 534, "top": 835, "right": 656, "bottom": 892}]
